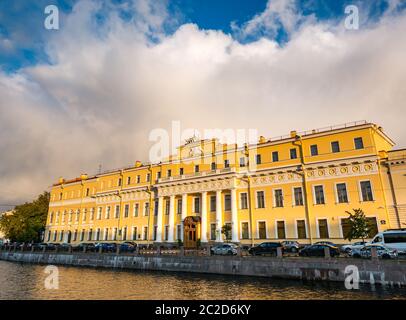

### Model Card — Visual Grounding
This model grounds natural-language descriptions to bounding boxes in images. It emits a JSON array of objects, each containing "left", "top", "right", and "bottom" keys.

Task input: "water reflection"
[{"left": 0, "top": 261, "right": 405, "bottom": 300}]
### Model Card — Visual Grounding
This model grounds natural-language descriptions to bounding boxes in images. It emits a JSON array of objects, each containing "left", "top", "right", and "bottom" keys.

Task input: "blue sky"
[{"left": 1, "top": 0, "right": 405, "bottom": 72}]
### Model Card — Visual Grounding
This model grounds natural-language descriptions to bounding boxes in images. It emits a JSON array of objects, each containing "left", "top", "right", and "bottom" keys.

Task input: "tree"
[
  {"left": 221, "top": 224, "right": 232, "bottom": 242},
  {"left": 343, "top": 208, "right": 371, "bottom": 242},
  {"left": 0, "top": 192, "right": 50, "bottom": 243}
]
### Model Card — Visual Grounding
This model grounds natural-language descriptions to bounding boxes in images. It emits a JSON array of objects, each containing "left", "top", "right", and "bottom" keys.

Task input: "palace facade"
[{"left": 45, "top": 121, "right": 406, "bottom": 246}]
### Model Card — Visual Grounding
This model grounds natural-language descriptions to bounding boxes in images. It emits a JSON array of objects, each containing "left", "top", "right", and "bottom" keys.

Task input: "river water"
[{"left": 0, "top": 260, "right": 405, "bottom": 300}]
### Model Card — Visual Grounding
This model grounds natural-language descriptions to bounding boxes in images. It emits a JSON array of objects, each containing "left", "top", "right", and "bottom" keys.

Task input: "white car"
[
  {"left": 341, "top": 241, "right": 367, "bottom": 254},
  {"left": 351, "top": 244, "right": 398, "bottom": 259},
  {"left": 210, "top": 243, "right": 238, "bottom": 255},
  {"left": 370, "top": 230, "right": 406, "bottom": 254}
]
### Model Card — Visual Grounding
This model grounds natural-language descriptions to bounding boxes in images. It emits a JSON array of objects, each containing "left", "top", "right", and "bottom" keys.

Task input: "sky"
[{"left": 0, "top": 0, "right": 406, "bottom": 209}]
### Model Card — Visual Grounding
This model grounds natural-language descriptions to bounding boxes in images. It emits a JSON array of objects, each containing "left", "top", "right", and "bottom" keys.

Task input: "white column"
[
  {"left": 181, "top": 193, "right": 187, "bottom": 241},
  {"left": 216, "top": 190, "right": 223, "bottom": 242},
  {"left": 201, "top": 191, "right": 208, "bottom": 243},
  {"left": 156, "top": 196, "right": 163, "bottom": 242},
  {"left": 231, "top": 188, "right": 239, "bottom": 242},
  {"left": 168, "top": 195, "right": 175, "bottom": 242}
]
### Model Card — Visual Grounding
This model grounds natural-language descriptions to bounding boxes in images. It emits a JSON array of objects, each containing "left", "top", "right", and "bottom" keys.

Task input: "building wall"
[{"left": 45, "top": 122, "right": 400, "bottom": 245}]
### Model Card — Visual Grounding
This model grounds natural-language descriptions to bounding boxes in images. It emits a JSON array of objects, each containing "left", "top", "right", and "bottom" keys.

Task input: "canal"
[{"left": 0, "top": 260, "right": 405, "bottom": 300}]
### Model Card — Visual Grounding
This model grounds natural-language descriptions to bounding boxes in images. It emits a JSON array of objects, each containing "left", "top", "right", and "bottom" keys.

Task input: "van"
[{"left": 370, "top": 229, "right": 406, "bottom": 254}]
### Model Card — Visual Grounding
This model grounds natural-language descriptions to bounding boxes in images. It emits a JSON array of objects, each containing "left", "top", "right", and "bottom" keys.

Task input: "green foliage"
[
  {"left": 221, "top": 224, "right": 232, "bottom": 241},
  {"left": 0, "top": 192, "right": 50, "bottom": 243},
  {"left": 343, "top": 208, "right": 371, "bottom": 242},
  {"left": 177, "top": 238, "right": 183, "bottom": 247}
]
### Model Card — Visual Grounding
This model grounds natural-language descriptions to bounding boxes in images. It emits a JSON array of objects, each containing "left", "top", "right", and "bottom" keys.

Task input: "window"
[
  {"left": 115, "top": 205, "right": 120, "bottom": 218},
  {"left": 167, "top": 169, "right": 172, "bottom": 177},
  {"left": 97, "top": 207, "right": 102, "bottom": 220},
  {"left": 153, "top": 226, "right": 157, "bottom": 241},
  {"left": 290, "top": 148, "right": 297, "bottom": 159},
  {"left": 144, "top": 227, "right": 148, "bottom": 240},
  {"left": 225, "top": 223, "right": 232, "bottom": 240},
  {"left": 53, "top": 231, "right": 58, "bottom": 241},
  {"left": 331, "top": 141, "right": 340, "bottom": 153},
  {"left": 104, "top": 228, "right": 109, "bottom": 241},
  {"left": 294, "top": 187, "right": 303, "bottom": 206},
  {"left": 354, "top": 137, "right": 364, "bottom": 150},
  {"left": 211, "top": 162, "right": 216, "bottom": 171},
  {"left": 310, "top": 144, "right": 318, "bottom": 156},
  {"left": 238, "top": 157, "right": 246, "bottom": 167},
  {"left": 360, "top": 181, "right": 374, "bottom": 201},
  {"left": 314, "top": 185, "right": 325, "bottom": 204},
  {"left": 60, "top": 231, "right": 64, "bottom": 242},
  {"left": 132, "top": 227, "right": 137, "bottom": 240},
  {"left": 210, "top": 224, "right": 216, "bottom": 240},
  {"left": 336, "top": 183, "right": 348, "bottom": 203},
  {"left": 318, "top": 219, "right": 329, "bottom": 238},
  {"left": 241, "top": 222, "right": 249, "bottom": 239},
  {"left": 157, "top": 172, "right": 161, "bottom": 180},
  {"left": 165, "top": 199, "right": 170, "bottom": 215},
  {"left": 177, "top": 199, "right": 182, "bottom": 214},
  {"left": 256, "top": 154, "right": 261, "bottom": 165},
  {"left": 112, "top": 228, "right": 117, "bottom": 241},
  {"left": 124, "top": 204, "right": 129, "bottom": 218},
  {"left": 258, "top": 222, "right": 267, "bottom": 239},
  {"left": 154, "top": 200, "right": 158, "bottom": 216},
  {"left": 136, "top": 175, "right": 141, "bottom": 183},
  {"left": 146, "top": 173, "right": 151, "bottom": 182},
  {"left": 50, "top": 212, "right": 54, "bottom": 223},
  {"left": 59, "top": 192, "right": 63, "bottom": 200},
  {"left": 240, "top": 193, "right": 248, "bottom": 209},
  {"left": 177, "top": 225, "right": 182, "bottom": 240},
  {"left": 257, "top": 191, "right": 265, "bottom": 208},
  {"left": 105, "top": 206, "right": 110, "bottom": 219},
  {"left": 88, "top": 229, "right": 93, "bottom": 241},
  {"left": 274, "top": 189, "right": 283, "bottom": 207},
  {"left": 297, "top": 220, "right": 307, "bottom": 239},
  {"left": 118, "top": 178, "right": 122, "bottom": 186},
  {"left": 144, "top": 202, "right": 150, "bottom": 216},
  {"left": 277, "top": 221, "right": 286, "bottom": 239},
  {"left": 86, "top": 188, "right": 90, "bottom": 197},
  {"left": 224, "top": 160, "right": 230, "bottom": 168},
  {"left": 96, "top": 228, "right": 101, "bottom": 241},
  {"left": 122, "top": 227, "right": 127, "bottom": 241},
  {"left": 195, "top": 165, "right": 199, "bottom": 173},
  {"left": 194, "top": 197, "right": 200, "bottom": 213},
  {"left": 127, "top": 177, "right": 131, "bottom": 185},
  {"left": 210, "top": 196, "right": 216, "bottom": 212},
  {"left": 179, "top": 168, "right": 184, "bottom": 175},
  {"left": 90, "top": 208, "right": 94, "bottom": 221},
  {"left": 224, "top": 194, "right": 231, "bottom": 211},
  {"left": 272, "top": 151, "right": 279, "bottom": 162},
  {"left": 75, "top": 210, "right": 79, "bottom": 222},
  {"left": 80, "top": 230, "right": 85, "bottom": 242},
  {"left": 164, "top": 226, "right": 169, "bottom": 241},
  {"left": 134, "top": 204, "right": 139, "bottom": 217},
  {"left": 82, "top": 209, "right": 87, "bottom": 222}
]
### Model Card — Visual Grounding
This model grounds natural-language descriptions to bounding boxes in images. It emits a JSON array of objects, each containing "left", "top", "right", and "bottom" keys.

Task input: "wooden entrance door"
[{"left": 183, "top": 216, "right": 200, "bottom": 248}]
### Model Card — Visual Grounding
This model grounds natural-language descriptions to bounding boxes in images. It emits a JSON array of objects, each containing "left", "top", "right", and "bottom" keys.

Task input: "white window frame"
[
  {"left": 334, "top": 182, "right": 350, "bottom": 204},
  {"left": 256, "top": 220, "right": 268, "bottom": 239},
  {"left": 239, "top": 192, "right": 248, "bottom": 210},
  {"left": 255, "top": 190, "right": 266, "bottom": 209},
  {"left": 292, "top": 186, "right": 304, "bottom": 207},
  {"left": 312, "top": 184, "right": 326, "bottom": 205},
  {"left": 224, "top": 193, "right": 231, "bottom": 211},
  {"left": 133, "top": 203, "right": 139, "bottom": 217},
  {"left": 144, "top": 202, "right": 150, "bottom": 216},
  {"left": 295, "top": 219, "right": 308, "bottom": 239},
  {"left": 316, "top": 217, "right": 331, "bottom": 239},
  {"left": 240, "top": 221, "right": 250, "bottom": 240},
  {"left": 273, "top": 188, "right": 284, "bottom": 208},
  {"left": 105, "top": 206, "right": 111, "bottom": 219},
  {"left": 358, "top": 180, "right": 375, "bottom": 202},
  {"left": 193, "top": 196, "right": 201, "bottom": 213},
  {"left": 274, "top": 220, "right": 286, "bottom": 239}
]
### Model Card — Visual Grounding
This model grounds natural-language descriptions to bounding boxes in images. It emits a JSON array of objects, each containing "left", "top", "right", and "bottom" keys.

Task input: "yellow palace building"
[{"left": 45, "top": 121, "right": 406, "bottom": 247}]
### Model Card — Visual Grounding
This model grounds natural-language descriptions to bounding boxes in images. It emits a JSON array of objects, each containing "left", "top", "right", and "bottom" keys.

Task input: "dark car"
[
  {"left": 299, "top": 244, "right": 340, "bottom": 257},
  {"left": 314, "top": 241, "right": 337, "bottom": 246},
  {"left": 248, "top": 242, "right": 282, "bottom": 256},
  {"left": 118, "top": 242, "right": 136, "bottom": 253},
  {"left": 95, "top": 242, "right": 117, "bottom": 252},
  {"left": 73, "top": 242, "right": 96, "bottom": 252}
]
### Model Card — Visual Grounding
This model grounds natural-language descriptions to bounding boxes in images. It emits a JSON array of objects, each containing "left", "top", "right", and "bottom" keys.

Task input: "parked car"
[
  {"left": 314, "top": 241, "right": 337, "bottom": 247},
  {"left": 369, "top": 229, "right": 406, "bottom": 255},
  {"left": 351, "top": 244, "right": 398, "bottom": 259},
  {"left": 118, "top": 242, "right": 136, "bottom": 253},
  {"left": 95, "top": 242, "right": 117, "bottom": 252},
  {"left": 299, "top": 244, "right": 340, "bottom": 257},
  {"left": 210, "top": 244, "right": 238, "bottom": 255},
  {"left": 341, "top": 241, "right": 367, "bottom": 254},
  {"left": 73, "top": 242, "right": 96, "bottom": 252},
  {"left": 281, "top": 241, "right": 300, "bottom": 253},
  {"left": 248, "top": 242, "right": 282, "bottom": 256}
]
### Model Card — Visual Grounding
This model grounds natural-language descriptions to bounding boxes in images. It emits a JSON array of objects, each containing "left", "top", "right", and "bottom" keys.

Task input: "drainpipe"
[
  {"left": 293, "top": 135, "right": 314, "bottom": 244},
  {"left": 244, "top": 144, "right": 255, "bottom": 247},
  {"left": 385, "top": 162, "right": 401, "bottom": 228}
]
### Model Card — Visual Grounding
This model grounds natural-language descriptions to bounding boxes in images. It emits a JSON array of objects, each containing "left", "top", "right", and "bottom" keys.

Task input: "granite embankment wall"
[{"left": 1, "top": 251, "right": 405, "bottom": 286}]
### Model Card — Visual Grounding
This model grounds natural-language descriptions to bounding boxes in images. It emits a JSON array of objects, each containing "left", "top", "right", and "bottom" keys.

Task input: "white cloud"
[{"left": 1, "top": 0, "right": 406, "bottom": 205}]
